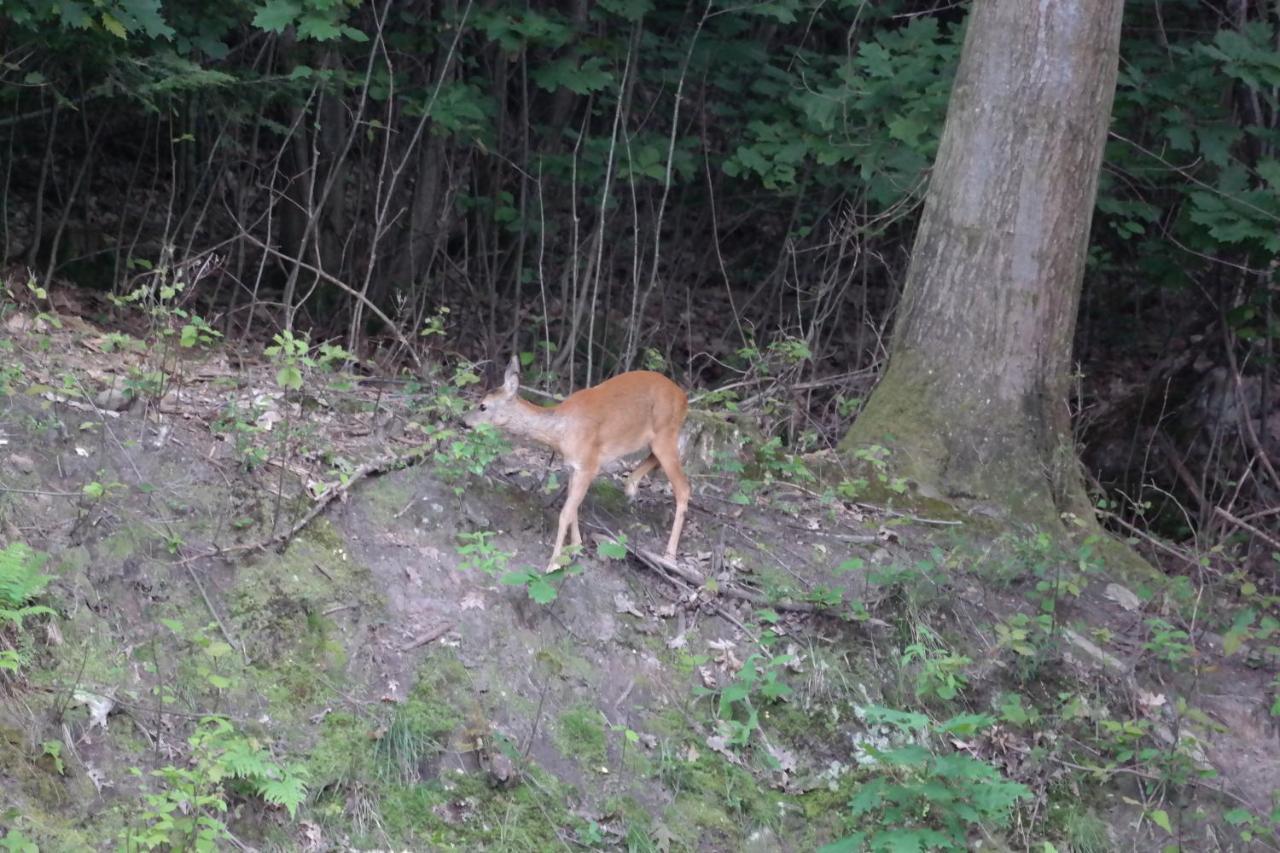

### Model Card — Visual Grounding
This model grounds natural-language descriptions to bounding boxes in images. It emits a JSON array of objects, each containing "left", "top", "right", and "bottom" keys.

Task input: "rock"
[
  {"left": 4, "top": 312, "right": 46, "bottom": 335},
  {"left": 1103, "top": 582, "right": 1142, "bottom": 611},
  {"left": 7, "top": 453, "right": 36, "bottom": 474},
  {"left": 95, "top": 387, "right": 132, "bottom": 411},
  {"left": 1063, "top": 628, "right": 1130, "bottom": 675},
  {"left": 485, "top": 751, "right": 516, "bottom": 788}
]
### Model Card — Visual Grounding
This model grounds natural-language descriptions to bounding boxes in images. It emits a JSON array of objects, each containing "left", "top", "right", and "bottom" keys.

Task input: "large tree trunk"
[{"left": 840, "top": 0, "right": 1124, "bottom": 525}]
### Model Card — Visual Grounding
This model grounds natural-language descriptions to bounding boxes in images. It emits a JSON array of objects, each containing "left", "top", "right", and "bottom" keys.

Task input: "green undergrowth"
[{"left": 555, "top": 704, "right": 609, "bottom": 769}]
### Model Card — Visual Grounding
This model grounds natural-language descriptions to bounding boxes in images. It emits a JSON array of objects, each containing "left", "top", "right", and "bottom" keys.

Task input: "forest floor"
[{"left": 1, "top": 293, "right": 1278, "bottom": 851}]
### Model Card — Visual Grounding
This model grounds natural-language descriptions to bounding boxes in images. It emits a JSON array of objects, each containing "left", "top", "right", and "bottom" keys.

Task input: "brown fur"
[{"left": 464, "top": 358, "right": 690, "bottom": 570}]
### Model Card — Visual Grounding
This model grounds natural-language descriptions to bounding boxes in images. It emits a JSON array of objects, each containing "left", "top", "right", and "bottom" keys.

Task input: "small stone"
[
  {"left": 7, "top": 453, "right": 36, "bottom": 474},
  {"left": 1104, "top": 582, "right": 1142, "bottom": 612},
  {"left": 95, "top": 388, "right": 132, "bottom": 411},
  {"left": 4, "top": 313, "right": 45, "bottom": 334},
  {"left": 486, "top": 752, "right": 516, "bottom": 788}
]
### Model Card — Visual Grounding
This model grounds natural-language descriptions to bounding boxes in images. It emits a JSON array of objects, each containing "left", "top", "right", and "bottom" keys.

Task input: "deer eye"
[{"left": 479, "top": 403, "right": 487, "bottom": 411}]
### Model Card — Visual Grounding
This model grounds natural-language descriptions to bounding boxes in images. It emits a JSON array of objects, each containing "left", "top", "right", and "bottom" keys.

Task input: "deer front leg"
[{"left": 548, "top": 464, "right": 594, "bottom": 573}]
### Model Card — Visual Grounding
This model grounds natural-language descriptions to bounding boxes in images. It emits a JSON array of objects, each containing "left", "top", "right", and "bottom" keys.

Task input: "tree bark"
[{"left": 840, "top": 0, "right": 1124, "bottom": 524}]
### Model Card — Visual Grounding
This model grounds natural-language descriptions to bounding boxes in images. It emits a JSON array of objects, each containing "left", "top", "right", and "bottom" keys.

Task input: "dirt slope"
[{"left": 1, "top": 304, "right": 1277, "bottom": 851}]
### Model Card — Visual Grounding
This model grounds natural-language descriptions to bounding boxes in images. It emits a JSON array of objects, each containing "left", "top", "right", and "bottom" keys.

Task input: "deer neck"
[{"left": 506, "top": 397, "right": 566, "bottom": 453}]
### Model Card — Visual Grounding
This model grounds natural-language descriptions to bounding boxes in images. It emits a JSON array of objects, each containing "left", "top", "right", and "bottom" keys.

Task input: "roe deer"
[{"left": 464, "top": 357, "right": 690, "bottom": 572}]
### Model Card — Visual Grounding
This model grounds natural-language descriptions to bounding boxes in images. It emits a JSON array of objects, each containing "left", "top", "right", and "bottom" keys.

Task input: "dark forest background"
[{"left": 2, "top": 0, "right": 1277, "bottom": 571}]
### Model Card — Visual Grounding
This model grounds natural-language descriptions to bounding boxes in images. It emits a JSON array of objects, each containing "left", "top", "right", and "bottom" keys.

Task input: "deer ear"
[{"left": 502, "top": 356, "right": 520, "bottom": 395}]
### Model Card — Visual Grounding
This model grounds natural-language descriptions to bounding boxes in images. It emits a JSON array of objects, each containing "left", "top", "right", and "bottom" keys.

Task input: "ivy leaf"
[{"left": 253, "top": 0, "right": 301, "bottom": 33}]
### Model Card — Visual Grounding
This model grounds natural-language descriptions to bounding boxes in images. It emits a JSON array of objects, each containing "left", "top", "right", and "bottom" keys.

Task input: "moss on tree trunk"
[{"left": 842, "top": 0, "right": 1125, "bottom": 532}]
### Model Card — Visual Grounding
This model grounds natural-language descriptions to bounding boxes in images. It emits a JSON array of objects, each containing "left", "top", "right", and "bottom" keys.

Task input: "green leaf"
[
  {"left": 276, "top": 365, "right": 303, "bottom": 391},
  {"left": 253, "top": 0, "right": 301, "bottom": 33},
  {"left": 258, "top": 774, "right": 307, "bottom": 817},
  {"left": 598, "top": 537, "right": 628, "bottom": 560},
  {"left": 1223, "top": 808, "right": 1251, "bottom": 826},
  {"left": 100, "top": 11, "right": 127, "bottom": 38},
  {"left": 887, "top": 112, "right": 929, "bottom": 149},
  {"left": 56, "top": 2, "right": 93, "bottom": 29},
  {"left": 531, "top": 56, "right": 613, "bottom": 95},
  {"left": 1223, "top": 608, "right": 1255, "bottom": 656},
  {"left": 297, "top": 12, "right": 342, "bottom": 41},
  {"left": 1149, "top": 809, "right": 1172, "bottom": 834},
  {"left": 527, "top": 577, "right": 557, "bottom": 604},
  {"left": 1257, "top": 159, "right": 1280, "bottom": 191}
]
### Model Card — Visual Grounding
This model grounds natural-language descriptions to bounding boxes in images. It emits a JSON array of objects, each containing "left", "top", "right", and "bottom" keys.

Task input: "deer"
[{"left": 463, "top": 357, "right": 690, "bottom": 573}]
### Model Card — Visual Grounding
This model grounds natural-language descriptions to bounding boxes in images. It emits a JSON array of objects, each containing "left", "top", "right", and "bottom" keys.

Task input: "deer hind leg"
[
  {"left": 624, "top": 453, "right": 660, "bottom": 500},
  {"left": 549, "top": 463, "right": 595, "bottom": 572},
  {"left": 650, "top": 433, "right": 690, "bottom": 561}
]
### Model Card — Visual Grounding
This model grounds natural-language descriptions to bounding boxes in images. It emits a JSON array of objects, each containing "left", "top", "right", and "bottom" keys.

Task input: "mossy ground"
[{"left": 2, "top": 322, "right": 1274, "bottom": 852}]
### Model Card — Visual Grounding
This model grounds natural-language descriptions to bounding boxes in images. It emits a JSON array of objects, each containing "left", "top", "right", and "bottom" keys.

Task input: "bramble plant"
[
  {"left": 1142, "top": 617, "right": 1195, "bottom": 669},
  {"left": 432, "top": 422, "right": 508, "bottom": 494},
  {"left": 211, "top": 401, "right": 270, "bottom": 471},
  {"left": 900, "top": 632, "right": 971, "bottom": 704},
  {"left": 501, "top": 564, "right": 575, "bottom": 605},
  {"left": 839, "top": 444, "right": 908, "bottom": 499},
  {"left": 823, "top": 709, "right": 1030, "bottom": 853},
  {"left": 455, "top": 530, "right": 514, "bottom": 576},
  {"left": 695, "top": 652, "right": 794, "bottom": 751}
]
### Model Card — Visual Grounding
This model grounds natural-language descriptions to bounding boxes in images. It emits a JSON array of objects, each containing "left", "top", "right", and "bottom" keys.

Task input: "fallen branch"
[
  {"left": 190, "top": 446, "right": 429, "bottom": 562},
  {"left": 1213, "top": 505, "right": 1280, "bottom": 552},
  {"left": 633, "top": 548, "right": 827, "bottom": 614},
  {"left": 399, "top": 621, "right": 456, "bottom": 652}
]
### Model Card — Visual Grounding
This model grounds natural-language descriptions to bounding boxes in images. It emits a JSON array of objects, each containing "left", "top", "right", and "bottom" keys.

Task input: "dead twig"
[
  {"left": 1213, "top": 505, "right": 1280, "bottom": 552},
  {"left": 633, "top": 548, "right": 827, "bottom": 614},
  {"left": 399, "top": 621, "right": 455, "bottom": 653},
  {"left": 194, "top": 446, "right": 428, "bottom": 561}
]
